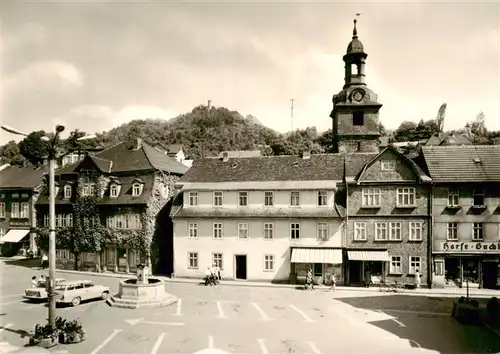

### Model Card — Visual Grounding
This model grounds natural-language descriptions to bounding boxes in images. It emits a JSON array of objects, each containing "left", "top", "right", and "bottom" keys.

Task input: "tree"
[
  {"left": 0, "top": 140, "right": 24, "bottom": 166},
  {"left": 466, "top": 111, "right": 490, "bottom": 145},
  {"left": 18, "top": 131, "right": 50, "bottom": 166}
]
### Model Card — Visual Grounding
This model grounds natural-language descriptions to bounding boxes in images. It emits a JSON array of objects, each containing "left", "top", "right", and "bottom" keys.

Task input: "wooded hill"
[{"left": 1, "top": 105, "right": 498, "bottom": 167}]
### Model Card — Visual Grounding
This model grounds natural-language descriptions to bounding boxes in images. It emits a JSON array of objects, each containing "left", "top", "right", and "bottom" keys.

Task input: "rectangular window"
[
  {"left": 473, "top": 189, "right": 484, "bottom": 206},
  {"left": 353, "top": 111, "right": 364, "bottom": 126},
  {"left": 212, "top": 253, "right": 223, "bottom": 270},
  {"left": 375, "top": 222, "right": 388, "bottom": 241},
  {"left": 64, "top": 186, "right": 72, "bottom": 199},
  {"left": 317, "top": 222, "right": 328, "bottom": 240},
  {"left": 290, "top": 223, "right": 300, "bottom": 239},
  {"left": 82, "top": 184, "right": 89, "bottom": 196},
  {"left": 12, "top": 193, "right": 19, "bottom": 199},
  {"left": 19, "top": 202, "right": 29, "bottom": 218},
  {"left": 397, "top": 187, "right": 416, "bottom": 207},
  {"left": 213, "top": 191, "right": 223, "bottom": 206},
  {"left": 290, "top": 191, "right": 300, "bottom": 206},
  {"left": 264, "top": 223, "right": 274, "bottom": 239},
  {"left": 132, "top": 184, "right": 141, "bottom": 196},
  {"left": 110, "top": 185, "right": 119, "bottom": 197},
  {"left": 317, "top": 191, "right": 328, "bottom": 206},
  {"left": 362, "top": 188, "right": 381, "bottom": 207},
  {"left": 409, "top": 256, "right": 421, "bottom": 274},
  {"left": 11, "top": 203, "right": 20, "bottom": 218},
  {"left": 389, "top": 222, "right": 402, "bottom": 241},
  {"left": 213, "top": 223, "right": 223, "bottom": 239},
  {"left": 264, "top": 255, "right": 275, "bottom": 271},
  {"left": 448, "top": 189, "right": 459, "bottom": 206},
  {"left": 188, "top": 222, "right": 198, "bottom": 238},
  {"left": 238, "top": 192, "right": 248, "bottom": 207},
  {"left": 447, "top": 222, "right": 458, "bottom": 241},
  {"left": 56, "top": 214, "right": 73, "bottom": 228},
  {"left": 264, "top": 192, "right": 274, "bottom": 206},
  {"left": 238, "top": 223, "right": 248, "bottom": 239},
  {"left": 434, "top": 260, "right": 444, "bottom": 276},
  {"left": 189, "top": 192, "right": 198, "bottom": 206},
  {"left": 44, "top": 214, "right": 49, "bottom": 227},
  {"left": 105, "top": 214, "right": 142, "bottom": 229},
  {"left": 21, "top": 193, "right": 29, "bottom": 199},
  {"left": 89, "top": 183, "right": 96, "bottom": 196},
  {"left": 390, "top": 256, "right": 402, "bottom": 274},
  {"left": 354, "top": 222, "right": 367, "bottom": 241},
  {"left": 473, "top": 222, "right": 484, "bottom": 241},
  {"left": 188, "top": 252, "right": 198, "bottom": 269},
  {"left": 381, "top": 160, "right": 396, "bottom": 171},
  {"left": 0, "top": 202, "right": 5, "bottom": 218},
  {"left": 409, "top": 221, "right": 423, "bottom": 241}
]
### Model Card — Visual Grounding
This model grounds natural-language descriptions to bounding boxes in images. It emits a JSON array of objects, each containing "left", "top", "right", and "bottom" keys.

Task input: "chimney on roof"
[
  {"left": 222, "top": 151, "right": 229, "bottom": 162},
  {"left": 134, "top": 138, "right": 142, "bottom": 150},
  {"left": 302, "top": 150, "right": 311, "bottom": 160}
]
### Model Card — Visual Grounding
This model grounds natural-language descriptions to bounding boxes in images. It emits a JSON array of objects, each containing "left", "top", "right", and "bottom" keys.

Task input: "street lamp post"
[{"left": 1, "top": 124, "right": 95, "bottom": 330}]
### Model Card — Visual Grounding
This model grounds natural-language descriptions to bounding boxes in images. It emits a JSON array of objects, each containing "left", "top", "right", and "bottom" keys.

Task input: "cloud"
[
  {"left": 50, "top": 104, "right": 179, "bottom": 134},
  {"left": 3, "top": 22, "right": 47, "bottom": 53},
  {"left": 5, "top": 60, "right": 84, "bottom": 93}
]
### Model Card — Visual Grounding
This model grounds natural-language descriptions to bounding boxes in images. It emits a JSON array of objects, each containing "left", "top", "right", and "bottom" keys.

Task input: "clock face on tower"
[{"left": 351, "top": 89, "right": 365, "bottom": 103}]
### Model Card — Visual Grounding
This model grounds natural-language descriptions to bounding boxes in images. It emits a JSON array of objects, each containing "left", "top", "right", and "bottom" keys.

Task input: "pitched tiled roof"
[
  {"left": 0, "top": 165, "right": 48, "bottom": 189},
  {"left": 57, "top": 141, "right": 189, "bottom": 175},
  {"left": 344, "top": 153, "right": 377, "bottom": 178},
  {"left": 422, "top": 145, "right": 500, "bottom": 182},
  {"left": 174, "top": 207, "right": 341, "bottom": 218},
  {"left": 179, "top": 154, "right": 345, "bottom": 183},
  {"left": 217, "top": 150, "right": 262, "bottom": 158}
]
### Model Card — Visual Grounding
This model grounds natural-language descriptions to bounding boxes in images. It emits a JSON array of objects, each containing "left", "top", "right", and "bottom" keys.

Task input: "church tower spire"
[{"left": 330, "top": 16, "right": 383, "bottom": 154}]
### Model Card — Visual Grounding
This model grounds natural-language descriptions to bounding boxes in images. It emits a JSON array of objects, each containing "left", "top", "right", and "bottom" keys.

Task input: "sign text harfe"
[{"left": 440, "top": 242, "right": 500, "bottom": 253}]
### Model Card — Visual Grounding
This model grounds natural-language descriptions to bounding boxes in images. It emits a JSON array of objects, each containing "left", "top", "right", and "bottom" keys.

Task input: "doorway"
[
  {"left": 349, "top": 261, "right": 362, "bottom": 284},
  {"left": 235, "top": 255, "right": 247, "bottom": 280}
]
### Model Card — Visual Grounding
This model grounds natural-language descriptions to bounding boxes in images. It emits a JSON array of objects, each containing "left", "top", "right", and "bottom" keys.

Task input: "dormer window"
[
  {"left": 132, "top": 183, "right": 142, "bottom": 196},
  {"left": 110, "top": 184, "right": 120, "bottom": 198},
  {"left": 81, "top": 183, "right": 96, "bottom": 196},
  {"left": 64, "top": 185, "right": 72, "bottom": 199}
]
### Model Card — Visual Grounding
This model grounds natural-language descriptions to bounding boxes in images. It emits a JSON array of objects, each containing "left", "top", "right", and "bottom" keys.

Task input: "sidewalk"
[{"left": 53, "top": 268, "right": 500, "bottom": 298}]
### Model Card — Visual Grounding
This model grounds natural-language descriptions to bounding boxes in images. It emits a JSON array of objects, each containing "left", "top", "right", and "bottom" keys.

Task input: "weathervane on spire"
[{"left": 353, "top": 13, "right": 361, "bottom": 38}]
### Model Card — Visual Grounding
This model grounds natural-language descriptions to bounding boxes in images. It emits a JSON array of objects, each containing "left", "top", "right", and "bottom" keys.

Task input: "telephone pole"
[{"left": 291, "top": 98, "right": 295, "bottom": 133}]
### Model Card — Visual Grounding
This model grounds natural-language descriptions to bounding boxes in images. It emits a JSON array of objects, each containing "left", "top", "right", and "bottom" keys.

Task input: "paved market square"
[{"left": 1, "top": 261, "right": 499, "bottom": 354}]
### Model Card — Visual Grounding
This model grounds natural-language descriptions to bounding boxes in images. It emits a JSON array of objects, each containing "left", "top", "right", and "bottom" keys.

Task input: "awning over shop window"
[
  {"left": 347, "top": 250, "right": 391, "bottom": 262},
  {"left": 0, "top": 229, "right": 29, "bottom": 244},
  {"left": 291, "top": 248, "right": 342, "bottom": 264}
]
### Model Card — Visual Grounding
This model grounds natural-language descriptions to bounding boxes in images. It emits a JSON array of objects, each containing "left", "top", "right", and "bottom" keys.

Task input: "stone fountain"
[{"left": 106, "top": 264, "right": 178, "bottom": 309}]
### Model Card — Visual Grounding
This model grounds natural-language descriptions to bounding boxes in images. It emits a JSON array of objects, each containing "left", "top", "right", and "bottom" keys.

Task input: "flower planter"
[
  {"left": 29, "top": 336, "right": 58, "bottom": 348},
  {"left": 452, "top": 302, "right": 480, "bottom": 325},
  {"left": 59, "top": 331, "right": 85, "bottom": 344}
]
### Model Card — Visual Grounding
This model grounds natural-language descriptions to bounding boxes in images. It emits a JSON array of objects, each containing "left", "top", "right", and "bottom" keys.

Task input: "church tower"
[{"left": 330, "top": 18, "right": 382, "bottom": 154}]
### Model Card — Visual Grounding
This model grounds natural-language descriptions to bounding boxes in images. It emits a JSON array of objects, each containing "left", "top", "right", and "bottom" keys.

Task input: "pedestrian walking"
[
  {"left": 364, "top": 270, "right": 371, "bottom": 288},
  {"left": 415, "top": 269, "right": 422, "bottom": 288},
  {"left": 331, "top": 273, "right": 336, "bottom": 291},
  {"left": 31, "top": 276, "right": 37, "bottom": 288},
  {"left": 306, "top": 269, "right": 314, "bottom": 291}
]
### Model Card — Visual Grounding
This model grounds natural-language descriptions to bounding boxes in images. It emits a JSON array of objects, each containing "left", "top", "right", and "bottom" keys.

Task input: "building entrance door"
[
  {"left": 349, "top": 261, "right": 362, "bottom": 284},
  {"left": 482, "top": 261, "right": 499, "bottom": 289},
  {"left": 235, "top": 255, "right": 247, "bottom": 280}
]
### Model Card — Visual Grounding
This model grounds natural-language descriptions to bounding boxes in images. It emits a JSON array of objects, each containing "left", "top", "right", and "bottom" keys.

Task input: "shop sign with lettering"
[{"left": 438, "top": 242, "right": 500, "bottom": 253}]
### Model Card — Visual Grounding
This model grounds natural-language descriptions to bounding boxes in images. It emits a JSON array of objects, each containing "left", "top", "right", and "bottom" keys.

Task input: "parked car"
[
  {"left": 24, "top": 278, "right": 67, "bottom": 301},
  {"left": 55, "top": 280, "right": 110, "bottom": 306}
]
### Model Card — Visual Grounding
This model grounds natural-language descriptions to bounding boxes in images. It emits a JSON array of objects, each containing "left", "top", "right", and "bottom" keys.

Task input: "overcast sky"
[{"left": 1, "top": 0, "right": 499, "bottom": 144}]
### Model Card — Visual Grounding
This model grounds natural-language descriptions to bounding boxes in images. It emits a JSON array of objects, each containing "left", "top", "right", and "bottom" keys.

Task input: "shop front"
[
  {"left": 290, "top": 247, "right": 343, "bottom": 285},
  {"left": 432, "top": 241, "right": 500, "bottom": 289},
  {"left": 346, "top": 249, "right": 391, "bottom": 286},
  {"left": 0, "top": 229, "right": 30, "bottom": 256}
]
